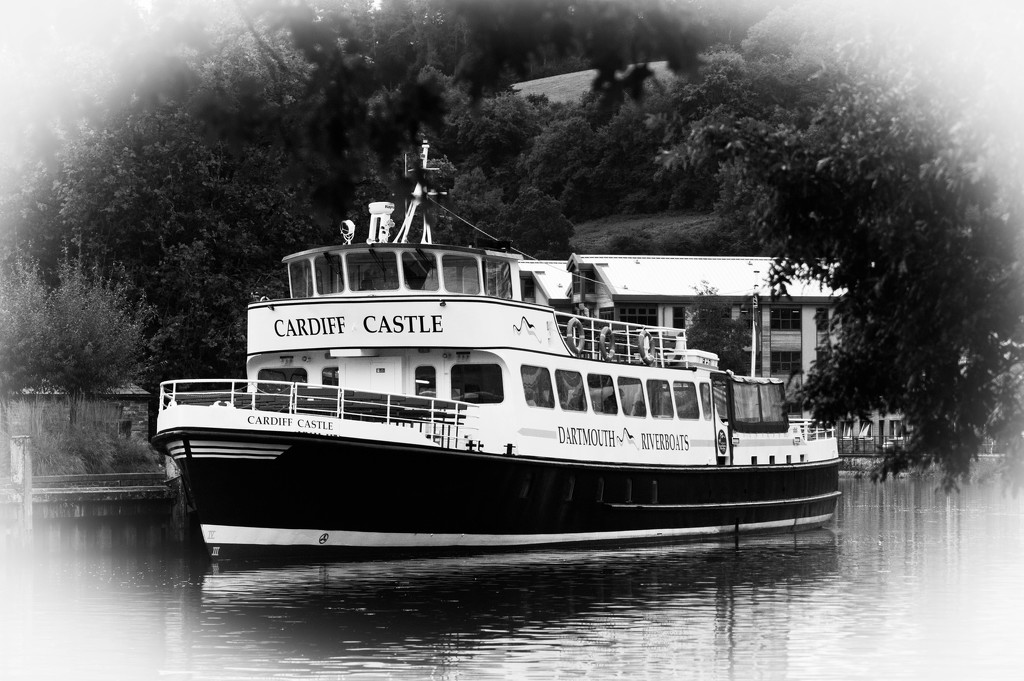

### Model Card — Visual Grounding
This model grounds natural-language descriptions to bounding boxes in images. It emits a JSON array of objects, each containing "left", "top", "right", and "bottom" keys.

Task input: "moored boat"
[{"left": 152, "top": 150, "right": 840, "bottom": 560}]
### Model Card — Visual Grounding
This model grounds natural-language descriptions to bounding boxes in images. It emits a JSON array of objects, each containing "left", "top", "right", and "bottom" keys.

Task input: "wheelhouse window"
[
  {"left": 288, "top": 259, "right": 313, "bottom": 298},
  {"left": 647, "top": 380, "right": 673, "bottom": 418},
  {"left": 451, "top": 364, "right": 503, "bottom": 404},
  {"left": 673, "top": 381, "right": 700, "bottom": 419},
  {"left": 442, "top": 255, "right": 481, "bottom": 294},
  {"left": 484, "top": 259, "right": 512, "bottom": 299},
  {"left": 521, "top": 365, "right": 554, "bottom": 408},
  {"left": 347, "top": 251, "right": 399, "bottom": 291},
  {"left": 314, "top": 253, "right": 344, "bottom": 294},
  {"left": 402, "top": 251, "right": 440, "bottom": 291},
  {"left": 555, "top": 370, "right": 587, "bottom": 412},
  {"left": 672, "top": 306, "right": 687, "bottom": 329},
  {"left": 587, "top": 374, "right": 618, "bottom": 414},
  {"left": 414, "top": 366, "right": 436, "bottom": 397},
  {"left": 617, "top": 377, "right": 647, "bottom": 418},
  {"left": 730, "top": 379, "right": 788, "bottom": 433}
]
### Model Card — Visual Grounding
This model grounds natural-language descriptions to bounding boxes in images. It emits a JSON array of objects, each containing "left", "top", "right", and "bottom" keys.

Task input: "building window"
[
  {"left": 672, "top": 306, "right": 686, "bottom": 329},
  {"left": 770, "top": 307, "right": 801, "bottom": 330},
  {"left": 770, "top": 351, "right": 802, "bottom": 375},
  {"left": 583, "top": 271, "right": 596, "bottom": 295},
  {"left": 599, "top": 308, "right": 615, "bottom": 321},
  {"left": 618, "top": 306, "right": 658, "bottom": 326},
  {"left": 521, "top": 277, "right": 536, "bottom": 303},
  {"left": 815, "top": 307, "right": 829, "bottom": 346}
]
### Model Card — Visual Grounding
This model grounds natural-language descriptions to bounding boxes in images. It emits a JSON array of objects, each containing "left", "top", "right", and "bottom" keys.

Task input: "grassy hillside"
[
  {"left": 570, "top": 211, "right": 720, "bottom": 254},
  {"left": 513, "top": 61, "right": 673, "bottom": 104}
]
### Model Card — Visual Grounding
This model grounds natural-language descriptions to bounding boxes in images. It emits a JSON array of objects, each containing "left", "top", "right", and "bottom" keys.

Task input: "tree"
[
  {"left": 0, "top": 258, "right": 150, "bottom": 422},
  {"left": 684, "top": 284, "right": 751, "bottom": 375},
  {"left": 0, "top": 259, "right": 48, "bottom": 403},
  {"left": 495, "top": 187, "right": 573, "bottom": 259},
  {"left": 678, "top": 44, "right": 1024, "bottom": 487}
]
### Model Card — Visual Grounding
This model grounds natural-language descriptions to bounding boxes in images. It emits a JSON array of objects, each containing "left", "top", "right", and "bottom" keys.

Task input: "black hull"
[{"left": 154, "top": 428, "right": 840, "bottom": 560}]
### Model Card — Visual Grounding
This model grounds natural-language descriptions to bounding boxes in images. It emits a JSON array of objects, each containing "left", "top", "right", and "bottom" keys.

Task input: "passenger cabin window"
[
  {"left": 402, "top": 251, "right": 440, "bottom": 291},
  {"left": 555, "top": 370, "right": 587, "bottom": 412},
  {"left": 347, "top": 251, "right": 399, "bottom": 291},
  {"left": 647, "top": 380, "right": 673, "bottom": 418},
  {"left": 700, "top": 383, "right": 712, "bottom": 420},
  {"left": 521, "top": 365, "right": 554, "bottom": 408},
  {"left": 451, "top": 364, "right": 503, "bottom": 404},
  {"left": 484, "top": 259, "right": 512, "bottom": 299},
  {"left": 322, "top": 367, "right": 340, "bottom": 386},
  {"left": 258, "top": 368, "right": 308, "bottom": 392},
  {"left": 587, "top": 374, "right": 618, "bottom": 414},
  {"left": 442, "top": 255, "right": 481, "bottom": 294},
  {"left": 617, "top": 377, "right": 647, "bottom": 417},
  {"left": 414, "top": 366, "right": 436, "bottom": 397},
  {"left": 288, "top": 260, "right": 313, "bottom": 298},
  {"left": 314, "top": 253, "right": 344, "bottom": 294},
  {"left": 673, "top": 381, "right": 700, "bottom": 419}
]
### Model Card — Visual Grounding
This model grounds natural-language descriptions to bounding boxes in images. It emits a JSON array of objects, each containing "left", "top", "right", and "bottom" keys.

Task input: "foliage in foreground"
[{"left": 675, "top": 42, "right": 1024, "bottom": 487}]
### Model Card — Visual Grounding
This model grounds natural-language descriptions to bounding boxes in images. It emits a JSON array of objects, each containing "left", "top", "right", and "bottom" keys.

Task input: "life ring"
[
  {"left": 599, "top": 326, "right": 616, "bottom": 361},
  {"left": 565, "top": 318, "right": 586, "bottom": 356},
  {"left": 635, "top": 328, "right": 656, "bottom": 366}
]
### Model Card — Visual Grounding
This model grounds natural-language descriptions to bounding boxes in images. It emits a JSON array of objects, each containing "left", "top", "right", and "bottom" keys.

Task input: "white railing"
[
  {"left": 553, "top": 312, "right": 716, "bottom": 369},
  {"left": 790, "top": 419, "right": 836, "bottom": 442},
  {"left": 159, "top": 379, "right": 478, "bottom": 449}
]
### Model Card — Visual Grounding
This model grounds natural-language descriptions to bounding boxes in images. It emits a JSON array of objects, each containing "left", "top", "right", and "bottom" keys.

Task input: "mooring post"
[{"left": 11, "top": 435, "right": 32, "bottom": 547}]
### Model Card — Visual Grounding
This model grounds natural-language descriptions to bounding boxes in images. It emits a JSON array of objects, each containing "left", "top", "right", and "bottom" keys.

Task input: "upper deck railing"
[
  {"left": 553, "top": 312, "right": 717, "bottom": 369},
  {"left": 789, "top": 419, "right": 837, "bottom": 442},
  {"left": 159, "top": 379, "right": 478, "bottom": 449}
]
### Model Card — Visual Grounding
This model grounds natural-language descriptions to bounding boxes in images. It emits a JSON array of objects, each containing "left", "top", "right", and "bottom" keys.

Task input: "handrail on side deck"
[{"left": 158, "top": 379, "right": 478, "bottom": 447}]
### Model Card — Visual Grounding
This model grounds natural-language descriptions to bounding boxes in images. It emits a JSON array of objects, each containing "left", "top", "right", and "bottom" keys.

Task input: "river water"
[{"left": 2, "top": 475, "right": 1023, "bottom": 680}]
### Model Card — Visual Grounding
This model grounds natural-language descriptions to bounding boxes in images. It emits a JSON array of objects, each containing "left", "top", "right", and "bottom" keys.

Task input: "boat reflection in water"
[{"left": 183, "top": 531, "right": 840, "bottom": 678}]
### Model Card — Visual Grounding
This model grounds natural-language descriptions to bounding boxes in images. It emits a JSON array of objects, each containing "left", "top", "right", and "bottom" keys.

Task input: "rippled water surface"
[{"left": 2, "top": 475, "right": 1024, "bottom": 680}]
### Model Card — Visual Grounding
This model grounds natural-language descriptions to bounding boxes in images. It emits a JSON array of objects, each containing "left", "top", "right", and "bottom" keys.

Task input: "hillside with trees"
[{"left": 1, "top": 0, "right": 1021, "bottom": 485}]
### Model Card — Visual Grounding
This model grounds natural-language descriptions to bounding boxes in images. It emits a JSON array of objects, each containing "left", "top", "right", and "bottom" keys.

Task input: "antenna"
[{"left": 395, "top": 140, "right": 439, "bottom": 244}]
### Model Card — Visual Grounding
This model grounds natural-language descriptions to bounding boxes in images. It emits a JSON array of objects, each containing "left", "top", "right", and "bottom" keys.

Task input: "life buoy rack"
[
  {"left": 565, "top": 318, "right": 585, "bottom": 356},
  {"left": 598, "top": 326, "right": 616, "bottom": 362},
  {"left": 635, "top": 328, "right": 656, "bottom": 366}
]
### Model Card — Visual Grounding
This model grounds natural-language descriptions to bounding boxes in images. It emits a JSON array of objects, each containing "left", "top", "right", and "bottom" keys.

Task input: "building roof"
[
  {"left": 567, "top": 255, "right": 837, "bottom": 300},
  {"left": 519, "top": 260, "right": 572, "bottom": 303}
]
